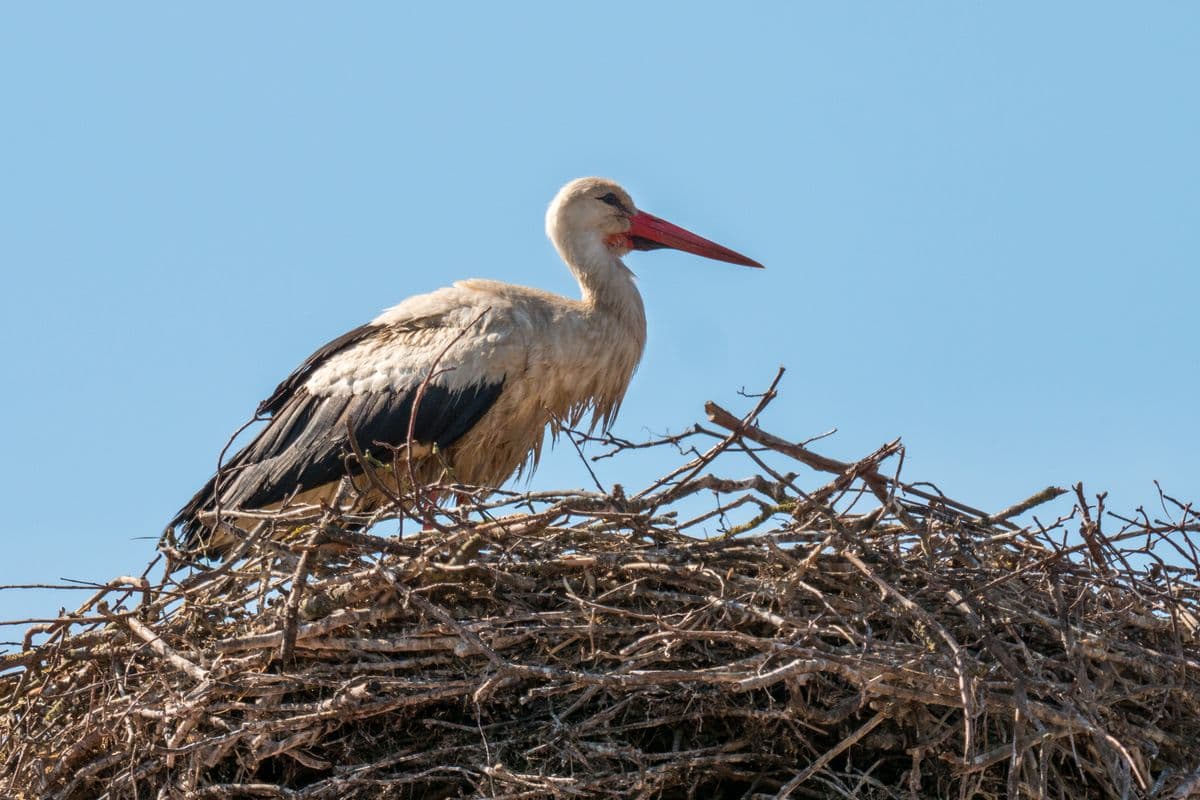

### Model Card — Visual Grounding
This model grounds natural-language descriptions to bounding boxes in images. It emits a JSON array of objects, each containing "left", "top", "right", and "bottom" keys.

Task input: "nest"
[{"left": 3, "top": 378, "right": 1199, "bottom": 799}]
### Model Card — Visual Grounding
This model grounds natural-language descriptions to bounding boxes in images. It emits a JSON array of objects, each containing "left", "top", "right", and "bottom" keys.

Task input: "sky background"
[{"left": 1, "top": 5, "right": 1197, "bottom": 628}]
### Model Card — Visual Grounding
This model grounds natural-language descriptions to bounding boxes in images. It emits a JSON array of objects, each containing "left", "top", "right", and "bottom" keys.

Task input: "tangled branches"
[{"left": 2, "top": 380, "right": 1199, "bottom": 798}]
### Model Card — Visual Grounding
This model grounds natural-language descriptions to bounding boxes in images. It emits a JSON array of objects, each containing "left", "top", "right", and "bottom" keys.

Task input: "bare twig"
[{"left": 2, "top": 380, "right": 1196, "bottom": 800}]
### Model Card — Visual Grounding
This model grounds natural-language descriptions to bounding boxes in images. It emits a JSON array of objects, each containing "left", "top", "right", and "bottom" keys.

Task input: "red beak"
[{"left": 627, "top": 210, "right": 764, "bottom": 268}]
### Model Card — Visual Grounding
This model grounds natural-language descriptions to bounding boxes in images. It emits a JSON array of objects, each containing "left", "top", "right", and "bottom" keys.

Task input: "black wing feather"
[
  {"left": 168, "top": 322, "right": 505, "bottom": 551},
  {"left": 224, "top": 382, "right": 503, "bottom": 510}
]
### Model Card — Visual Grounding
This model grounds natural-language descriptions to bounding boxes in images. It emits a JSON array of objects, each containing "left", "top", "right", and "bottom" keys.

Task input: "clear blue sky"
[{"left": 1, "top": 5, "right": 1197, "bottom": 627}]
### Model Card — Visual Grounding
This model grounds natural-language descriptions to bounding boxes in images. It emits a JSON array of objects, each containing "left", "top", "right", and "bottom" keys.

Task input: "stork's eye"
[{"left": 598, "top": 192, "right": 624, "bottom": 209}]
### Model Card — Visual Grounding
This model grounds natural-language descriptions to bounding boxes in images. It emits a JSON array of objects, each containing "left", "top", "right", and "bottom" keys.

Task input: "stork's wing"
[
  {"left": 169, "top": 294, "right": 519, "bottom": 549},
  {"left": 254, "top": 322, "right": 379, "bottom": 417}
]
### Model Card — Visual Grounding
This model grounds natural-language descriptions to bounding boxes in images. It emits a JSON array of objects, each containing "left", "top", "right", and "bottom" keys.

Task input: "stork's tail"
[{"left": 162, "top": 472, "right": 232, "bottom": 558}]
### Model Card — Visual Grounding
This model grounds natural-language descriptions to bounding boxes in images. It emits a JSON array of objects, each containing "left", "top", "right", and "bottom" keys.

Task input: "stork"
[{"left": 168, "top": 177, "right": 762, "bottom": 555}]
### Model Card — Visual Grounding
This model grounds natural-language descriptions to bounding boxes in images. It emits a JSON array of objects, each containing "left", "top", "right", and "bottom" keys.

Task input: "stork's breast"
[{"left": 523, "top": 320, "right": 640, "bottom": 430}]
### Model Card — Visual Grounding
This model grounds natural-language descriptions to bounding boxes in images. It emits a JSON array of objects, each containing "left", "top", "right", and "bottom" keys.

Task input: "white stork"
[{"left": 169, "top": 177, "right": 762, "bottom": 555}]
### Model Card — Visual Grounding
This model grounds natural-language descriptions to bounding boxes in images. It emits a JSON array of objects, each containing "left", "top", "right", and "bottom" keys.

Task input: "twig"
[
  {"left": 126, "top": 615, "right": 208, "bottom": 682},
  {"left": 775, "top": 712, "right": 885, "bottom": 797}
]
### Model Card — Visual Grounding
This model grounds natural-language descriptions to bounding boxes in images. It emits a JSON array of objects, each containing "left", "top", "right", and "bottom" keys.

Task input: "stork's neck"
[{"left": 557, "top": 236, "right": 647, "bottom": 336}]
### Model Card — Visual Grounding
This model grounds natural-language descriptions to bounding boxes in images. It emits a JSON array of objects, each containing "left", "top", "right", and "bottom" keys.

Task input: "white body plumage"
[{"left": 308, "top": 275, "right": 646, "bottom": 485}]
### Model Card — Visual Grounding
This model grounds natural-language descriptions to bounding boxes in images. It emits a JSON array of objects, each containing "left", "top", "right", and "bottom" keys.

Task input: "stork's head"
[{"left": 545, "top": 177, "right": 763, "bottom": 272}]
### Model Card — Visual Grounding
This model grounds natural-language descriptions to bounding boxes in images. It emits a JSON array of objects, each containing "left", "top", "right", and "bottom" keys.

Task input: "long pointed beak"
[{"left": 627, "top": 210, "right": 764, "bottom": 268}]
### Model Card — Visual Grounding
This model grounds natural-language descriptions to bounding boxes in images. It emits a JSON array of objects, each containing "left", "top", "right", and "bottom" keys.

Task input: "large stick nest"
[{"left": 3, "top": 380, "right": 1199, "bottom": 799}]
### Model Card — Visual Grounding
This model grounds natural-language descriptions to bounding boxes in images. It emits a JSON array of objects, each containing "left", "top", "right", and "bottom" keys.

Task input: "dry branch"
[{"left": 2, "top": 382, "right": 1198, "bottom": 799}]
